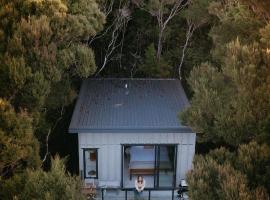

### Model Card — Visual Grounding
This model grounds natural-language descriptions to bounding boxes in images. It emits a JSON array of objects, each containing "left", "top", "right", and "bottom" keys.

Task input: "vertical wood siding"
[{"left": 78, "top": 132, "right": 196, "bottom": 186}]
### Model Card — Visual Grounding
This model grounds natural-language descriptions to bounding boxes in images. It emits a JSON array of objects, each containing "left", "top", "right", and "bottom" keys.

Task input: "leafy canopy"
[
  {"left": 1, "top": 156, "right": 86, "bottom": 200},
  {"left": 181, "top": 0, "right": 270, "bottom": 145},
  {"left": 187, "top": 141, "right": 270, "bottom": 200},
  {"left": 0, "top": 99, "right": 40, "bottom": 177}
]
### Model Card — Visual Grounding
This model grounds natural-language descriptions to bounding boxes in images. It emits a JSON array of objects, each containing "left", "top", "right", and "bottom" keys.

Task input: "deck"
[
  {"left": 82, "top": 187, "right": 188, "bottom": 200},
  {"left": 98, "top": 189, "right": 179, "bottom": 200},
  {"left": 82, "top": 159, "right": 188, "bottom": 200}
]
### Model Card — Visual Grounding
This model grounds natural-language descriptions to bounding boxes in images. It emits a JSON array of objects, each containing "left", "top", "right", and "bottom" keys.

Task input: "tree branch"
[{"left": 41, "top": 106, "right": 64, "bottom": 165}]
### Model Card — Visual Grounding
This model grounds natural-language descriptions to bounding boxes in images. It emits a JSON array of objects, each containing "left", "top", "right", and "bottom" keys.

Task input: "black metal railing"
[{"left": 100, "top": 187, "right": 182, "bottom": 200}]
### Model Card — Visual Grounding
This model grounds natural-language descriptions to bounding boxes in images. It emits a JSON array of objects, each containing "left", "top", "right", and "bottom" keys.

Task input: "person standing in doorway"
[{"left": 134, "top": 175, "right": 145, "bottom": 200}]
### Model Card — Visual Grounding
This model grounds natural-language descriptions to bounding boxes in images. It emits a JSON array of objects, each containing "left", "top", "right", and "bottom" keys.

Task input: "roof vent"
[{"left": 125, "top": 83, "right": 129, "bottom": 95}]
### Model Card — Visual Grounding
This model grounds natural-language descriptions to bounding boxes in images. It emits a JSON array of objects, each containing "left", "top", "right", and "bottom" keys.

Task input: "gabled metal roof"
[{"left": 69, "top": 79, "right": 193, "bottom": 133}]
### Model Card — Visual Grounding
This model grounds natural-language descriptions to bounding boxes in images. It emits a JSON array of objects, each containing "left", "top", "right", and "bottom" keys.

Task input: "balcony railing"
[
  {"left": 82, "top": 180, "right": 189, "bottom": 200},
  {"left": 82, "top": 186, "right": 188, "bottom": 200}
]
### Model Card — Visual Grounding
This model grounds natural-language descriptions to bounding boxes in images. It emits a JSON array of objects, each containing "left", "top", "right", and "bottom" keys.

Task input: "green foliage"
[
  {"left": 59, "top": 44, "right": 97, "bottom": 78},
  {"left": 0, "top": 99, "right": 40, "bottom": 177},
  {"left": 0, "top": 173, "right": 27, "bottom": 200},
  {"left": 207, "top": 147, "right": 235, "bottom": 165},
  {"left": 187, "top": 156, "right": 252, "bottom": 200},
  {"left": 239, "top": 0, "right": 270, "bottom": 19},
  {"left": 20, "top": 156, "right": 85, "bottom": 200},
  {"left": 182, "top": 1, "right": 270, "bottom": 198},
  {"left": 182, "top": 0, "right": 213, "bottom": 25},
  {"left": 187, "top": 141, "right": 270, "bottom": 200},
  {"left": 139, "top": 43, "right": 172, "bottom": 77},
  {"left": 0, "top": 0, "right": 105, "bottom": 172},
  {"left": 0, "top": 0, "right": 269, "bottom": 199},
  {"left": 144, "top": 0, "right": 180, "bottom": 14},
  {"left": 260, "top": 22, "right": 270, "bottom": 46},
  {"left": 181, "top": 39, "right": 270, "bottom": 145},
  {"left": 208, "top": 0, "right": 263, "bottom": 61},
  {"left": 236, "top": 141, "right": 270, "bottom": 191},
  {"left": 0, "top": 0, "right": 105, "bottom": 198},
  {"left": 0, "top": 156, "right": 85, "bottom": 200},
  {"left": 0, "top": 0, "right": 105, "bottom": 113}
]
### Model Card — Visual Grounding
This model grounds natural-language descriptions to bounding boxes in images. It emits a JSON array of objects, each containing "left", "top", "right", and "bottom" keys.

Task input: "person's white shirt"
[{"left": 135, "top": 179, "right": 145, "bottom": 192}]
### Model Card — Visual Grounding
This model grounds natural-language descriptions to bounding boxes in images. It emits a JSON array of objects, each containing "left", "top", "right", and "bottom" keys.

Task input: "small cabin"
[{"left": 69, "top": 78, "right": 195, "bottom": 191}]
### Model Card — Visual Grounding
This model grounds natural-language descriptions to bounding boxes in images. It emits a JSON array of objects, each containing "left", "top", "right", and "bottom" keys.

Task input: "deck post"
[
  {"left": 171, "top": 189, "right": 174, "bottom": 200},
  {"left": 148, "top": 190, "right": 151, "bottom": 200},
  {"left": 101, "top": 188, "right": 104, "bottom": 200},
  {"left": 125, "top": 190, "right": 127, "bottom": 200}
]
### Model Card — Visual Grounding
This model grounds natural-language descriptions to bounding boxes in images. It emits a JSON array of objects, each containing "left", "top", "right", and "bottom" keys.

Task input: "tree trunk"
[
  {"left": 157, "top": 28, "right": 164, "bottom": 61},
  {"left": 178, "top": 23, "right": 195, "bottom": 79}
]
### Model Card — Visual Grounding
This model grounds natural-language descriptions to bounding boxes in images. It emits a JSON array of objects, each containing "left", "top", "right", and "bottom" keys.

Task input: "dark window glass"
[{"left": 84, "top": 149, "right": 98, "bottom": 178}]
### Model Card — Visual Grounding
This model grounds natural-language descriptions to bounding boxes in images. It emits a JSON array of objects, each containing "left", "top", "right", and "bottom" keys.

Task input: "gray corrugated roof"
[{"left": 69, "top": 78, "right": 193, "bottom": 133}]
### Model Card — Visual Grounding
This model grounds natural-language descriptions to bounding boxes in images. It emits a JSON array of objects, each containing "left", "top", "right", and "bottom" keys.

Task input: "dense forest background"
[{"left": 0, "top": 0, "right": 269, "bottom": 199}]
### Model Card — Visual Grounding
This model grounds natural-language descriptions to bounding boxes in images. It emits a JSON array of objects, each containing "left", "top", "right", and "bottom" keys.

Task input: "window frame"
[
  {"left": 121, "top": 144, "right": 178, "bottom": 189},
  {"left": 83, "top": 148, "right": 99, "bottom": 179}
]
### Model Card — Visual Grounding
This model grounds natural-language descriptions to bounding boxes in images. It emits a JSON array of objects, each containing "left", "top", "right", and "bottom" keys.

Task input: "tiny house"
[{"left": 69, "top": 79, "right": 195, "bottom": 190}]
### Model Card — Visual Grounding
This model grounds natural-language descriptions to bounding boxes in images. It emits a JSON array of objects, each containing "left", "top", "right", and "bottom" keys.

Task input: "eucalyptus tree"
[
  {"left": 93, "top": 0, "right": 132, "bottom": 75},
  {"left": 180, "top": 0, "right": 270, "bottom": 145},
  {"left": 133, "top": 0, "right": 190, "bottom": 61},
  {"left": 178, "top": 0, "right": 212, "bottom": 79}
]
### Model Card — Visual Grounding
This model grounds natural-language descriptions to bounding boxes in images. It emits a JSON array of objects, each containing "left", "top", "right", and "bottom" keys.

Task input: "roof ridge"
[{"left": 85, "top": 78, "right": 179, "bottom": 81}]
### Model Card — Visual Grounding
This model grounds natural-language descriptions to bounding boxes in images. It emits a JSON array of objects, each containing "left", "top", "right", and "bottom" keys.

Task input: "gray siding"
[{"left": 78, "top": 132, "right": 195, "bottom": 187}]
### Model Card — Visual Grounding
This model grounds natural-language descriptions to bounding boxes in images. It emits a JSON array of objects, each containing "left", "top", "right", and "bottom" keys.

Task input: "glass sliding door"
[
  {"left": 122, "top": 145, "right": 155, "bottom": 188},
  {"left": 121, "top": 144, "right": 177, "bottom": 188},
  {"left": 157, "top": 145, "right": 176, "bottom": 187}
]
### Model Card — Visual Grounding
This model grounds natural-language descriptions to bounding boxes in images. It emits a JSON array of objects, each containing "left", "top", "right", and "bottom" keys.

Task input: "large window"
[
  {"left": 83, "top": 148, "right": 98, "bottom": 179},
  {"left": 157, "top": 145, "right": 176, "bottom": 187},
  {"left": 122, "top": 144, "right": 177, "bottom": 188}
]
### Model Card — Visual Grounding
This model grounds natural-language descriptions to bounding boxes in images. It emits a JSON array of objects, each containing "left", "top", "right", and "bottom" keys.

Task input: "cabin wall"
[{"left": 78, "top": 132, "right": 196, "bottom": 187}]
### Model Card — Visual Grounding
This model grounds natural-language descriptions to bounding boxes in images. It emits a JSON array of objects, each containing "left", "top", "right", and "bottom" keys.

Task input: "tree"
[
  {"left": 93, "top": 0, "right": 132, "bottom": 75},
  {"left": 0, "top": 156, "right": 85, "bottom": 200},
  {"left": 21, "top": 156, "right": 85, "bottom": 200},
  {"left": 187, "top": 156, "right": 253, "bottom": 200},
  {"left": 134, "top": 0, "right": 189, "bottom": 61},
  {"left": 236, "top": 141, "right": 270, "bottom": 192},
  {"left": 0, "top": 99, "right": 40, "bottom": 178},
  {"left": 208, "top": 0, "right": 263, "bottom": 61},
  {"left": 181, "top": 38, "right": 270, "bottom": 145},
  {"left": 178, "top": 0, "right": 212, "bottom": 79},
  {"left": 187, "top": 142, "right": 270, "bottom": 199},
  {"left": 0, "top": 0, "right": 105, "bottom": 163},
  {"left": 239, "top": 0, "right": 270, "bottom": 20},
  {"left": 0, "top": 0, "right": 105, "bottom": 109},
  {"left": 139, "top": 43, "right": 171, "bottom": 77}
]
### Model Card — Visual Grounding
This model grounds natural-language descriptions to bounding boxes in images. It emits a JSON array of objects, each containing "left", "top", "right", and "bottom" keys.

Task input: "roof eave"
[{"left": 68, "top": 127, "right": 194, "bottom": 134}]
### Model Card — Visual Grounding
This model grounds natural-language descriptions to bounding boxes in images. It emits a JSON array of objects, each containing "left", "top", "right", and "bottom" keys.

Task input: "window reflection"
[{"left": 84, "top": 149, "right": 98, "bottom": 178}]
